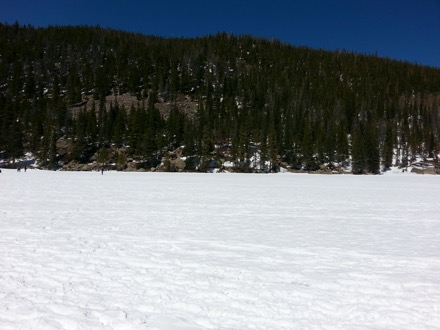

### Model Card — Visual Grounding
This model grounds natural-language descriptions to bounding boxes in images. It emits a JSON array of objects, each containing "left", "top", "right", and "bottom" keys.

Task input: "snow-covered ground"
[{"left": 1, "top": 169, "right": 440, "bottom": 329}]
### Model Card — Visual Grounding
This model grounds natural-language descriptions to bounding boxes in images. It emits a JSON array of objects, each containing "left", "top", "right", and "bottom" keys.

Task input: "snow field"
[{"left": 1, "top": 170, "right": 440, "bottom": 329}]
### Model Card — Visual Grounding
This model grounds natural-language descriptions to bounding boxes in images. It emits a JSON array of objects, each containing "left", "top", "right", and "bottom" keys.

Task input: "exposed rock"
[
  {"left": 169, "top": 147, "right": 185, "bottom": 158},
  {"left": 56, "top": 138, "right": 74, "bottom": 158},
  {"left": 414, "top": 168, "right": 440, "bottom": 175},
  {"left": 63, "top": 160, "right": 80, "bottom": 171},
  {"left": 69, "top": 92, "right": 198, "bottom": 121},
  {"left": 410, "top": 168, "right": 425, "bottom": 174},
  {"left": 157, "top": 159, "right": 170, "bottom": 172},
  {"left": 155, "top": 96, "right": 198, "bottom": 120},
  {"left": 126, "top": 162, "right": 138, "bottom": 172},
  {"left": 156, "top": 157, "right": 186, "bottom": 172},
  {"left": 425, "top": 168, "right": 440, "bottom": 175},
  {"left": 62, "top": 160, "right": 102, "bottom": 172},
  {"left": 173, "top": 158, "right": 186, "bottom": 172}
]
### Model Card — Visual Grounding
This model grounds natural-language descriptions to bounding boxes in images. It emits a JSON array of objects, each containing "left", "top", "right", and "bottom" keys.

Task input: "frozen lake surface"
[{"left": 1, "top": 169, "right": 440, "bottom": 329}]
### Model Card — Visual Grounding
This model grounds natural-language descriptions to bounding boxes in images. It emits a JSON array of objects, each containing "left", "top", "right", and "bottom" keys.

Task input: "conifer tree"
[
  {"left": 382, "top": 123, "right": 394, "bottom": 169},
  {"left": 351, "top": 126, "right": 366, "bottom": 174},
  {"left": 365, "top": 124, "right": 380, "bottom": 174}
]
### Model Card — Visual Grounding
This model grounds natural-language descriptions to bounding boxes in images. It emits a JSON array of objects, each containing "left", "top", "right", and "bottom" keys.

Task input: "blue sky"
[{"left": 1, "top": 0, "right": 439, "bottom": 68}]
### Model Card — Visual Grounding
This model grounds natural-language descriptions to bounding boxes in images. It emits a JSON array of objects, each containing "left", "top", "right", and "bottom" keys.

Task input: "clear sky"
[{"left": 1, "top": 0, "right": 439, "bottom": 68}]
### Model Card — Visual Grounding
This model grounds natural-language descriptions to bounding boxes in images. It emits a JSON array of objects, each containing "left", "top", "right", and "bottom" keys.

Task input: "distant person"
[
  {"left": 101, "top": 167, "right": 104, "bottom": 175},
  {"left": 24, "top": 166, "right": 27, "bottom": 172},
  {"left": 17, "top": 167, "right": 20, "bottom": 172}
]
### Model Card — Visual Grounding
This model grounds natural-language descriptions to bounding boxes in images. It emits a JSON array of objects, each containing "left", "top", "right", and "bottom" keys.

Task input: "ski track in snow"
[{"left": 1, "top": 169, "right": 440, "bottom": 329}]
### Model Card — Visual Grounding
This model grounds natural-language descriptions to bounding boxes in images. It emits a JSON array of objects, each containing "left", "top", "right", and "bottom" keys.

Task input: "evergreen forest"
[{"left": 1, "top": 23, "right": 440, "bottom": 173}]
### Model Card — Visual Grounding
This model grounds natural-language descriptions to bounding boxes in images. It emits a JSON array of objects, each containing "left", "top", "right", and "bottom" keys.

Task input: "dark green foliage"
[{"left": 1, "top": 23, "right": 440, "bottom": 172}]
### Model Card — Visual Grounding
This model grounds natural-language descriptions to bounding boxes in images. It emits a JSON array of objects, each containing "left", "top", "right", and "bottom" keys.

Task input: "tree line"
[{"left": 1, "top": 23, "right": 440, "bottom": 173}]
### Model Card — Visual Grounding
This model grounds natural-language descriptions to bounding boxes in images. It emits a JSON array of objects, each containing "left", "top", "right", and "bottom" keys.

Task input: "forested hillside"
[{"left": 1, "top": 23, "right": 440, "bottom": 173}]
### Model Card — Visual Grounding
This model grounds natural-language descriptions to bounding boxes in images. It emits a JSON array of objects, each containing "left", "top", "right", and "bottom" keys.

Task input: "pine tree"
[
  {"left": 351, "top": 126, "right": 366, "bottom": 174},
  {"left": 382, "top": 123, "right": 394, "bottom": 170},
  {"left": 365, "top": 124, "right": 380, "bottom": 174}
]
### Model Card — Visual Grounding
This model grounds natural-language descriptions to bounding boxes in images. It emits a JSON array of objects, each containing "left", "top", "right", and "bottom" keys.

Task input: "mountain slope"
[{"left": 1, "top": 23, "right": 440, "bottom": 173}]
